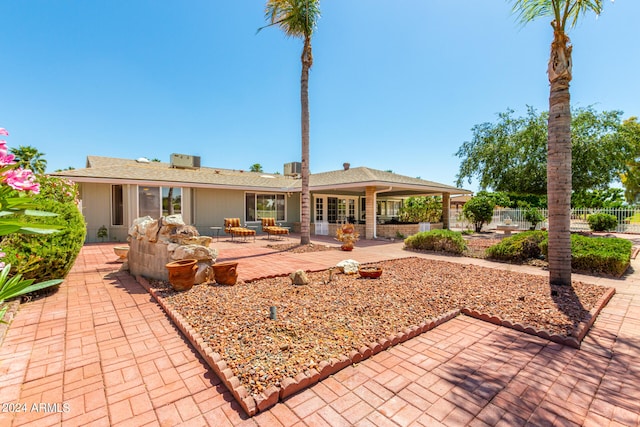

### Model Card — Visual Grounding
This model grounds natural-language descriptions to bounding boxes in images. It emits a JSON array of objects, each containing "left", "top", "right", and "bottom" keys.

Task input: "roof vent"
[
  {"left": 170, "top": 153, "right": 201, "bottom": 169},
  {"left": 343, "top": 162, "right": 350, "bottom": 170}
]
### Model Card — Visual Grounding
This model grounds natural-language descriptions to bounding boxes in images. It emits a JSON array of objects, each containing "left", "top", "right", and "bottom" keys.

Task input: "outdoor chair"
[
  {"left": 261, "top": 218, "right": 289, "bottom": 240},
  {"left": 224, "top": 218, "right": 256, "bottom": 241}
]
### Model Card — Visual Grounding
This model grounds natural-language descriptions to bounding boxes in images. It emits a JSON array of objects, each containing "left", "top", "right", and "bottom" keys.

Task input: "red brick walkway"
[{"left": 1, "top": 235, "right": 639, "bottom": 426}]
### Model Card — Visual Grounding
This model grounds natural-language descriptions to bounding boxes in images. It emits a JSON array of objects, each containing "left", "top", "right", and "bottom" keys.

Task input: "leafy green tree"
[
  {"left": 10, "top": 145, "right": 47, "bottom": 174},
  {"left": 620, "top": 117, "right": 640, "bottom": 203},
  {"left": 398, "top": 196, "right": 442, "bottom": 223},
  {"left": 250, "top": 163, "right": 264, "bottom": 173},
  {"left": 462, "top": 192, "right": 510, "bottom": 232},
  {"left": 571, "top": 188, "right": 625, "bottom": 209},
  {"left": 455, "top": 107, "right": 631, "bottom": 195},
  {"left": 260, "top": 0, "right": 321, "bottom": 245}
]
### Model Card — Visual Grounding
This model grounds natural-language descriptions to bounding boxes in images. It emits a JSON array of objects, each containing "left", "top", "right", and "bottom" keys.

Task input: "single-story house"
[{"left": 51, "top": 155, "right": 472, "bottom": 243}]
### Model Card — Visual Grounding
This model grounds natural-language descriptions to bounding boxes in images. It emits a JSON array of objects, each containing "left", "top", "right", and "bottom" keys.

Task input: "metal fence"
[{"left": 450, "top": 207, "right": 640, "bottom": 234}]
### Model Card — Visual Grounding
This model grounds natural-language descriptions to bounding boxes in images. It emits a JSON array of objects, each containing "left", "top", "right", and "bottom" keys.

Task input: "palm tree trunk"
[
  {"left": 300, "top": 36, "right": 312, "bottom": 245},
  {"left": 547, "top": 28, "right": 572, "bottom": 286}
]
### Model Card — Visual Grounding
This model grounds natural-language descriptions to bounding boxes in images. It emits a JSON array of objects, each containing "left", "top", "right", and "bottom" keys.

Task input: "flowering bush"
[{"left": 0, "top": 127, "right": 63, "bottom": 323}]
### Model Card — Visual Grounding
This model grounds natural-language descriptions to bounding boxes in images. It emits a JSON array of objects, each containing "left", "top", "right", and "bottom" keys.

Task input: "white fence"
[{"left": 450, "top": 207, "right": 640, "bottom": 234}]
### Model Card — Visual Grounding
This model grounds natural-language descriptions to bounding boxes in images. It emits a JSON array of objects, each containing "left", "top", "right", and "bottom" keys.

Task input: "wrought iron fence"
[{"left": 450, "top": 207, "right": 640, "bottom": 234}]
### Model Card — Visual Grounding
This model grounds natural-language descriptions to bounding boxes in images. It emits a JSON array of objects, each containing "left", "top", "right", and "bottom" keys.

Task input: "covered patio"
[{"left": 306, "top": 165, "right": 473, "bottom": 239}]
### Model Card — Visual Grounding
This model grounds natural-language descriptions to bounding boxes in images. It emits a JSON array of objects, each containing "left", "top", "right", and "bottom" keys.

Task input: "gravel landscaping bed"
[{"left": 151, "top": 257, "right": 611, "bottom": 398}]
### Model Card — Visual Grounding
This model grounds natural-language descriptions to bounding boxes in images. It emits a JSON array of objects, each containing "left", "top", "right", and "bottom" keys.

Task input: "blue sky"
[{"left": 1, "top": 1, "right": 638, "bottom": 192}]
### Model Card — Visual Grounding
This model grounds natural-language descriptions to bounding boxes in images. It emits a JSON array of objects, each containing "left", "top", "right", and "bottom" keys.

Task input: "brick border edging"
[
  {"left": 134, "top": 263, "right": 617, "bottom": 416},
  {"left": 461, "top": 286, "right": 616, "bottom": 349},
  {"left": 135, "top": 274, "right": 459, "bottom": 416}
]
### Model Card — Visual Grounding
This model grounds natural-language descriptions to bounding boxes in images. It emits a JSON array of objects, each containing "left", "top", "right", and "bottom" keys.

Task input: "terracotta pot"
[
  {"left": 213, "top": 261, "right": 239, "bottom": 285},
  {"left": 359, "top": 266, "right": 383, "bottom": 279},
  {"left": 341, "top": 243, "right": 354, "bottom": 251},
  {"left": 165, "top": 259, "right": 198, "bottom": 291}
]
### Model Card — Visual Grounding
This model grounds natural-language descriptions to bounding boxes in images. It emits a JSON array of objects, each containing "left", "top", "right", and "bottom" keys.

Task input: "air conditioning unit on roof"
[
  {"left": 284, "top": 162, "right": 302, "bottom": 176},
  {"left": 171, "top": 153, "right": 201, "bottom": 169}
]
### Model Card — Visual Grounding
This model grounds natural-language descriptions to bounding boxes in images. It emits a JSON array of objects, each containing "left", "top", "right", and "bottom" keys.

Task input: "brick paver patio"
[{"left": 1, "top": 234, "right": 639, "bottom": 426}]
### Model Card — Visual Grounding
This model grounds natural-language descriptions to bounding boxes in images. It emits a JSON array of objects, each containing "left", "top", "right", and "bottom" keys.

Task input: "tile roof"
[{"left": 50, "top": 156, "right": 472, "bottom": 194}]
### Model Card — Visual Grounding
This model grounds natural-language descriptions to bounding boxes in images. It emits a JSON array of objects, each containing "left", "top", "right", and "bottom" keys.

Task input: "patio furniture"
[
  {"left": 261, "top": 218, "right": 290, "bottom": 240},
  {"left": 224, "top": 218, "right": 256, "bottom": 241},
  {"left": 209, "top": 226, "right": 222, "bottom": 242}
]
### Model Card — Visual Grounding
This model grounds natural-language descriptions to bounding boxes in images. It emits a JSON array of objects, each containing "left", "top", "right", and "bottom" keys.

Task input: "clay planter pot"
[
  {"left": 165, "top": 259, "right": 198, "bottom": 291},
  {"left": 341, "top": 243, "right": 354, "bottom": 251},
  {"left": 113, "top": 245, "right": 129, "bottom": 260},
  {"left": 213, "top": 261, "right": 239, "bottom": 285},
  {"left": 359, "top": 266, "right": 383, "bottom": 279}
]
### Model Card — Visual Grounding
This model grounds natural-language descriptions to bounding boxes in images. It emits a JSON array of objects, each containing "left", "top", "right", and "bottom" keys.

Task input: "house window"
[
  {"left": 111, "top": 185, "right": 123, "bottom": 226},
  {"left": 162, "top": 187, "right": 182, "bottom": 216},
  {"left": 327, "top": 197, "right": 357, "bottom": 223},
  {"left": 387, "top": 200, "right": 401, "bottom": 216},
  {"left": 245, "top": 193, "right": 285, "bottom": 221},
  {"left": 327, "top": 197, "right": 337, "bottom": 223},
  {"left": 315, "top": 198, "right": 324, "bottom": 221},
  {"left": 139, "top": 186, "right": 182, "bottom": 218},
  {"left": 139, "top": 186, "right": 160, "bottom": 218}
]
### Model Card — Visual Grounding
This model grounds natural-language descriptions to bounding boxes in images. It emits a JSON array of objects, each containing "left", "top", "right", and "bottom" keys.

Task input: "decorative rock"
[
  {"left": 289, "top": 270, "right": 310, "bottom": 286},
  {"left": 194, "top": 263, "right": 214, "bottom": 285},
  {"left": 172, "top": 244, "right": 218, "bottom": 262},
  {"left": 336, "top": 259, "right": 360, "bottom": 274},
  {"left": 144, "top": 219, "right": 161, "bottom": 242},
  {"left": 163, "top": 214, "right": 186, "bottom": 226},
  {"left": 128, "top": 216, "right": 154, "bottom": 239}
]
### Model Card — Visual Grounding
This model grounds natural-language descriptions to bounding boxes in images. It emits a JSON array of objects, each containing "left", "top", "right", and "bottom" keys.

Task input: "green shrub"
[
  {"left": 540, "top": 234, "right": 632, "bottom": 277},
  {"left": 2, "top": 198, "right": 86, "bottom": 281},
  {"left": 571, "top": 234, "right": 631, "bottom": 276},
  {"left": 486, "top": 231, "right": 547, "bottom": 262},
  {"left": 523, "top": 206, "right": 545, "bottom": 230},
  {"left": 586, "top": 213, "right": 618, "bottom": 232},
  {"left": 404, "top": 229, "right": 466, "bottom": 254}
]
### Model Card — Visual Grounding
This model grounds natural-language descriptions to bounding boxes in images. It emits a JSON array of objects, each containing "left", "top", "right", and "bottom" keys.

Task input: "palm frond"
[
  {"left": 510, "top": 0, "right": 605, "bottom": 29},
  {"left": 510, "top": 0, "right": 555, "bottom": 25},
  {"left": 262, "top": 0, "right": 320, "bottom": 39}
]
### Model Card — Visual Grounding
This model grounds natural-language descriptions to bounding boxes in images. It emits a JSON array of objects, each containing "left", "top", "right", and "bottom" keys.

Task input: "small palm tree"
[
  {"left": 510, "top": 0, "right": 606, "bottom": 286},
  {"left": 10, "top": 145, "right": 47, "bottom": 174},
  {"left": 260, "top": 0, "right": 321, "bottom": 245}
]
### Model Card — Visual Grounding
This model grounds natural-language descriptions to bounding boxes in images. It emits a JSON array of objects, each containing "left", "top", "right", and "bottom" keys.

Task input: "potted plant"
[
  {"left": 336, "top": 223, "right": 359, "bottom": 251},
  {"left": 97, "top": 225, "right": 108, "bottom": 242}
]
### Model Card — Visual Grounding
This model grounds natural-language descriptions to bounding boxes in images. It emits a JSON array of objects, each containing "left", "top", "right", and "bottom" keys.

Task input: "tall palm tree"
[
  {"left": 510, "top": 0, "right": 604, "bottom": 286},
  {"left": 10, "top": 145, "right": 47, "bottom": 174},
  {"left": 260, "top": 0, "right": 321, "bottom": 245}
]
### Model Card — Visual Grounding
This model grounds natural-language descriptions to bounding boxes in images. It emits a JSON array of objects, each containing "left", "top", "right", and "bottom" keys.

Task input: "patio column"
[
  {"left": 442, "top": 192, "right": 450, "bottom": 229},
  {"left": 365, "top": 186, "right": 376, "bottom": 239}
]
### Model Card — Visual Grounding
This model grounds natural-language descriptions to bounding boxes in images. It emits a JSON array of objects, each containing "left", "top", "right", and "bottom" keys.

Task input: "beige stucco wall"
[{"left": 80, "top": 183, "right": 113, "bottom": 243}]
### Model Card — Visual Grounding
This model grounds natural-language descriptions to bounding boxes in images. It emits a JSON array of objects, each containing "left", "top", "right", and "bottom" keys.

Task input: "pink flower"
[
  {"left": 0, "top": 140, "right": 7, "bottom": 157},
  {"left": 3, "top": 168, "right": 40, "bottom": 193},
  {"left": 0, "top": 128, "right": 8, "bottom": 136},
  {"left": 0, "top": 153, "right": 16, "bottom": 167}
]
